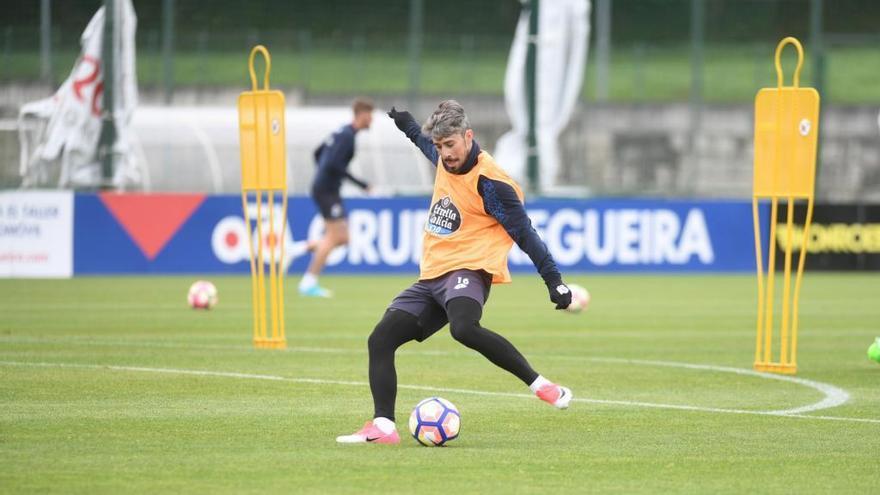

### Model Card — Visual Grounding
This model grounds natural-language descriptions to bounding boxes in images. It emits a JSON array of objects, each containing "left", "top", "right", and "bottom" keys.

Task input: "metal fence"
[{"left": 5, "top": 0, "right": 880, "bottom": 103}]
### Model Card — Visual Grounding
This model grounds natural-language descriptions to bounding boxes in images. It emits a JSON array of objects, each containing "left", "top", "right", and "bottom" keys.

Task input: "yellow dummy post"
[
  {"left": 238, "top": 45, "right": 288, "bottom": 349},
  {"left": 752, "top": 37, "right": 820, "bottom": 374}
]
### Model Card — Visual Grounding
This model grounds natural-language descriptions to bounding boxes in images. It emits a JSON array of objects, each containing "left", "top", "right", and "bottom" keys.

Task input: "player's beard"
[{"left": 442, "top": 144, "right": 471, "bottom": 173}]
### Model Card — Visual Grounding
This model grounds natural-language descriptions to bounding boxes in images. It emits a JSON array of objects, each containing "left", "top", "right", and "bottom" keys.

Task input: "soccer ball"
[
  {"left": 564, "top": 283, "right": 591, "bottom": 313},
  {"left": 408, "top": 397, "right": 460, "bottom": 447},
  {"left": 187, "top": 280, "right": 218, "bottom": 310}
]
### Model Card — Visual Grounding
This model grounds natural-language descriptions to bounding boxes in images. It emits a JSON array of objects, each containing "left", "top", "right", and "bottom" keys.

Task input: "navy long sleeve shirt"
[
  {"left": 393, "top": 115, "right": 562, "bottom": 287},
  {"left": 312, "top": 124, "right": 369, "bottom": 194}
]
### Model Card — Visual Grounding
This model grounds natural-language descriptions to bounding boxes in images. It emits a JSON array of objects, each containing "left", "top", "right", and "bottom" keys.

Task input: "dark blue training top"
[
  {"left": 312, "top": 124, "right": 369, "bottom": 194},
  {"left": 392, "top": 114, "right": 562, "bottom": 287}
]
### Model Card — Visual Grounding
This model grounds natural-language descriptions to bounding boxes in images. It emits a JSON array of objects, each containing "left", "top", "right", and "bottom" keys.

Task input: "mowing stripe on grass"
[{"left": 2, "top": 360, "right": 877, "bottom": 425}]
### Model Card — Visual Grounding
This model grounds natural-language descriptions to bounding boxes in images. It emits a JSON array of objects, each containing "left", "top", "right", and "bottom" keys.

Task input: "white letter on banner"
[
  {"left": 639, "top": 210, "right": 652, "bottom": 263},
  {"left": 508, "top": 244, "right": 528, "bottom": 265},
  {"left": 529, "top": 209, "right": 549, "bottom": 240},
  {"left": 678, "top": 209, "right": 715, "bottom": 264},
  {"left": 412, "top": 210, "right": 427, "bottom": 264},
  {"left": 545, "top": 208, "right": 582, "bottom": 265},
  {"left": 584, "top": 209, "right": 614, "bottom": 266},
  {"left": 378, "top": 210, "right": 410, "bottom": 266},
  {"left": 651, "top": 209, "right": 680, "bottom": 264},
  {"left": 616, "top": 209, "right": 640, "bottom": 264},
  {"left": 348, "top": 210, "right": 379, "bottom": 265}
]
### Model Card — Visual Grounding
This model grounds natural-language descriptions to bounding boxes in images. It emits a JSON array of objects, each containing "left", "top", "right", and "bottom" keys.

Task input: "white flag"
[
  {"left": 18, "top": 0, "right": 139, "bottom": 189},
  {"left": 493, "top": 0, "right": 590, "bottom": 192}
]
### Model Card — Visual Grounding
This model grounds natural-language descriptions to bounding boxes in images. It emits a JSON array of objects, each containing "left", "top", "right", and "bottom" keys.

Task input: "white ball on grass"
[{"left": 187, "top": 280, "right": 218, "bottom": 310}]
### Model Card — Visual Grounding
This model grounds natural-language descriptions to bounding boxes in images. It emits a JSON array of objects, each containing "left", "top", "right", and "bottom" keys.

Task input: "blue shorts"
[{"left": 388, "top": 269, "right": 492, "bottom": 341}]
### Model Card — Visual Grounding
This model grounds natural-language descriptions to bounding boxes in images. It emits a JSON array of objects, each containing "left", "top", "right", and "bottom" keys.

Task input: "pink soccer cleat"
[
  {"left": 536, "top": 383, "right": 573, "bottom": 409},
  {"left": 336, "top": 421, "right": 400, "bottom": 444}
]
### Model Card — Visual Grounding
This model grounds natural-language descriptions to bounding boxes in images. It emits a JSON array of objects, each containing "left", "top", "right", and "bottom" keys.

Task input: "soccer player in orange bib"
[{"left": 337, "top": 100, "right": 576, "bottom": 444}]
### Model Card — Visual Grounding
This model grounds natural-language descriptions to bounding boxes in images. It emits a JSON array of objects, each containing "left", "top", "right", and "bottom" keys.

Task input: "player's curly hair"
[{"left": 422, "top": 100, "right": 471, "bottom": 139}]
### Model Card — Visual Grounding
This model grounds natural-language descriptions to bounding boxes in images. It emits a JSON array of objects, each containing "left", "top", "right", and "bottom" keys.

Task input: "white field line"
[
  {"left": 580, "top": 357, "right": 851, "bottom": 415},
  {"left": 0, "top": 336, "right": 853, "bottom": 415},
  {"left": 1, "top": 360, "right": 877, "bottom": 425}
]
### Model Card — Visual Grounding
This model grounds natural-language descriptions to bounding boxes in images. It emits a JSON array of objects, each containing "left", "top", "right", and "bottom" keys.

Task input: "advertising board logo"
[
  {"left": 507, "top": 207, "right": 715, "bottom": 266},
  {"left": 211, "top": 203, "right": 306, "bottom": 269},
  {"left": 100, "top": 193, "right": 205, "bottom": 260},
  {"left": 776, "top": 222, "right": 880, "bottom": 254}
]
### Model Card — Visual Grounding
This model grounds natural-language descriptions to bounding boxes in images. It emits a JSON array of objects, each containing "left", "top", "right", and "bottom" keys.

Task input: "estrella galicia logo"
[{"left": 426, "top": 196, "right": 461, "bottom": 236}]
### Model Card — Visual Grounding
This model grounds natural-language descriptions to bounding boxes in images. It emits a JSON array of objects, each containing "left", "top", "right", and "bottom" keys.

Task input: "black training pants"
[{"left": 367, "top": 297, "right": 538, "bottom": 421}]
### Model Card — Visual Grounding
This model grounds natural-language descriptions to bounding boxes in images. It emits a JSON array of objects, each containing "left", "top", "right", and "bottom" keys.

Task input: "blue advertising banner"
[{"left": 74, "top": 194, "right": 767, "bottom": 274}]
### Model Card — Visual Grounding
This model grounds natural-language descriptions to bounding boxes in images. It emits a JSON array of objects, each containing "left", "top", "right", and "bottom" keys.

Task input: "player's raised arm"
[
  {"left": 387, "top": 107, "right": 439, "bottom": 165},
  {"left": 477, "top": 175, "right": 573, "bottom": 310}
]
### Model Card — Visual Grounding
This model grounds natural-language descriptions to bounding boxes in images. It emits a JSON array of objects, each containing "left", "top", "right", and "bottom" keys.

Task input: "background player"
[{"left": 299, "top": 98, "right": 374, "bottom": 297}]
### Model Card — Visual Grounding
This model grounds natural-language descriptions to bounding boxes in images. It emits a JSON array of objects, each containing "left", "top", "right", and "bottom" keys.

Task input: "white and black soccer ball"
[
  {"left": 563, "top": 283, "right": 591, "bottom": 313},
  {"left": 409, "top": 397, "right": 460, "bottom": 447},
  {"left": 187, "top": 280, "right": 218, "bottom": 310}
]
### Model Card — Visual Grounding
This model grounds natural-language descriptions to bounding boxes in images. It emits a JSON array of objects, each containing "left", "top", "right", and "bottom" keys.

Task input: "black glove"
[
  {"left": 387, "top": 106, "right": 415, "bottom": 130},
  {"left": 546, "top": 281, "right": 572, "bottom": 310}
]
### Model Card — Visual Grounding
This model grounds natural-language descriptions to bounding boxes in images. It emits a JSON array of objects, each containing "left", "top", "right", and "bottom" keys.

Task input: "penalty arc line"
[
  {"left": 0, "top": 336, "right": 852, "bottom": 416},
  {"left": 580, "top": 357, "right": 851, "bottom": 416},
  {"left": 1, "top": 360, "right": 878, "bottom": 425}
]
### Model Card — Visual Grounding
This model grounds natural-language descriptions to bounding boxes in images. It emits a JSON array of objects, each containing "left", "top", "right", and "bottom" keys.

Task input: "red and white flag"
[{"left": 18, "top": 0, "right": 139, "bottom": 189}]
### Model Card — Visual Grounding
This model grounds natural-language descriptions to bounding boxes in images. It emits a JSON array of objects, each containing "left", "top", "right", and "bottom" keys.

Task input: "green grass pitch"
[{"left": 1, "top": 273, "right": 879, "bottom": 493}]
